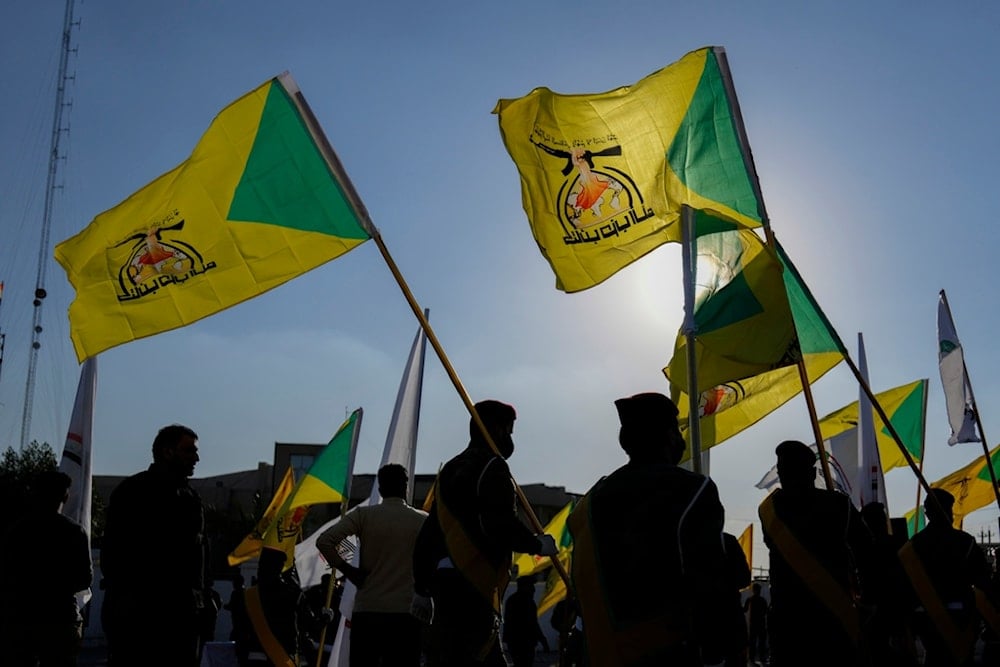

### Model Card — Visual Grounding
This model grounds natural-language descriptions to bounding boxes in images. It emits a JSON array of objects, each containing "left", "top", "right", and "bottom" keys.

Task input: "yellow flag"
[
  {"left": 512, "top": 500, "right": 573, "bottom": 578},
  {"left": 494, "top": 47, "right": 763, "bottom": 292},
  {"left": 737, "top": 523, "right": 753, "bottom": 571},
  {"left": 227, "top": 466, "right": 296, "bottom": 566},
  {"left": 666, "top": 220, "right": 796, "bottom": 395},
  {"left": 262, "top": 502, "right": 312, "bottom": 568},
  {"left": 537, "top": 550, "right": 572, "bottom": 617},
  {"left": 907, "top": 443, "right": 1000, "bottom": 529},
  {"left": 55, "top": 74, "right": 372, "bottom": 361},
  {"left": 671, "top": 240, "right": 845, "bottom": 455},
  {"left": 817, "top": 379, "right": 927, "bottom": 473},
  {"left": 261, "top": 411, "right": 362, "bottom": 568}
]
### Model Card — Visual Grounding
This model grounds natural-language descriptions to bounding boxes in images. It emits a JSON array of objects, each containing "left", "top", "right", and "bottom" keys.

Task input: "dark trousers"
[
  {"left": 350, "top": 611, "right": 422, "bottom": 667},
  {"left": 105, "top": 599, "right": 199, "bottom": 667},
  {"left": 747, "top": 627, "right": 767, "bottom": 663},
  {"left": 506, "top": 642, "right": 536, "bottom": 667},
  {"left": 427, "top": 569, "right": 507, "bottom": 667},
  {"left": 913, "top": 610, "right": 976, "bottom": 667},
  {"left": 768, "top": 606, "right": 861, "bottom": 667}
]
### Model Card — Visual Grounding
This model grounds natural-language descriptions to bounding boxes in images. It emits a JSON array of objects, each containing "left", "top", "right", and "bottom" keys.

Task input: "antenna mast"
[{"left": 20, "top": 0, "right": 80, "bottom": 450}]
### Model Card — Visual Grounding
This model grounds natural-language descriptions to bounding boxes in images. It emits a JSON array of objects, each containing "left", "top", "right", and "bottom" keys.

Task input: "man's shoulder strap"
[{"left": 759, "top": 493, "right": 860, "bottom": 644}]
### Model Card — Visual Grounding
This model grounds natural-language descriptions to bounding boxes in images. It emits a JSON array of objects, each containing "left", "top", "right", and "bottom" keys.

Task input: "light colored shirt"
[{"left": 316, "top": 497, "right": 427, "bottom": 614}]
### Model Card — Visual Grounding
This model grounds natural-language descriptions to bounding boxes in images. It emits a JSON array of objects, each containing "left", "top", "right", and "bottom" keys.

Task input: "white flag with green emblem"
[{"left": 938, "top": 290, "right": 979, "bottom": 445}]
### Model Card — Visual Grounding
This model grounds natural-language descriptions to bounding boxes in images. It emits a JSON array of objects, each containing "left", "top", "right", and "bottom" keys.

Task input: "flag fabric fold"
[
  {"left": 264, "top": 409, "right": 362, "bottom": 565},
  {"left": 227, "top": 466, "right": 296, "bottom": 566},
  {"left": 494, "top": 46, "right": 763, "bottom": 292},
  {"left": 666, "top": 214, "right": 796, "bottom": 395},
  {"left": 55, "top": 73, "right": 373, "bottom": 361},
  {"left": 669, "top": 239, "right": 845, "bottom": 454},
  {"left": 938, "top": 291, "right": 979, "bottom": 445}
]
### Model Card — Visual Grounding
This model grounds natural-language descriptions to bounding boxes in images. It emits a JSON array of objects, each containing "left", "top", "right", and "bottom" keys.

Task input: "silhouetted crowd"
[{"left": 4, "top": 400, "right": 1000, "bottom": 667}]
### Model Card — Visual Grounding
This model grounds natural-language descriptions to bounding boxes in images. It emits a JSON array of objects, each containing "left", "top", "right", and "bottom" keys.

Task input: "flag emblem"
[
  {"left": 531, "top": 139, "right": 654, "bottom": 245},
  {"left": 114, "top": 217, "right": 216, "bottom": 301},
  {"left": 698, "top": 381, "right": 746, "bottom": 417}
]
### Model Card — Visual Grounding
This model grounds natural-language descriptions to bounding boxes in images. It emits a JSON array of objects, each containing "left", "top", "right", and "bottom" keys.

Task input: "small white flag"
[{"left": 938, "top": 291, "right": 979, "bottom": 445}]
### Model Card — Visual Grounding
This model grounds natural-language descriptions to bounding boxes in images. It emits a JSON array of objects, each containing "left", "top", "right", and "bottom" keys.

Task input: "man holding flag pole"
[{"left": 412, "top": 400, "right": 558, "bottom": 666}]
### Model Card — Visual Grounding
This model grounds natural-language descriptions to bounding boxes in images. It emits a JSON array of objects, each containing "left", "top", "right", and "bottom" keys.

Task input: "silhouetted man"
[
  {"left": 0, "top": 470, "right": 92, "bottom": 667},
  {"left": 899, "top": 488, "right": 991, "bottom": 667},
  {"left": 412, "top": 400, "right": 556, "bottom": 666},
  {"left": 743, "top": 582, "right": 769, "bottom": 665},
  {"left": 759, "top": 440, "right": 873, "bottom": 667},
  {"left": 568, "top": 392, "right": 728, "bottom": 666},
  {"left": 102, "top": 424, "right": 206, "bottom": 667},
  {"left": 503, "top": 576, "right": 550, "bottom": 667}
]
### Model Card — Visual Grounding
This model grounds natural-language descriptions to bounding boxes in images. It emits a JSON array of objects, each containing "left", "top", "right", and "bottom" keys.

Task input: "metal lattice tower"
[{"left": 20, "top": 0, "right": 79, "bottom": 450}]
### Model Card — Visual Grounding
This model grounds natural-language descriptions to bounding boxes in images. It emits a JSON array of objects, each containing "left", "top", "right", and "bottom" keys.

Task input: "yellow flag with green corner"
[
  {"left": 55, "top": 74, "right": 372, "bottom": 362},
  {"left": 666, "top": 212, "right": 796, "bottom": 395},
  {"left": 905, "top": 442, "right": 1000, "bottom": 532},
  {"left": 494, "top": 46, "right": 763, "bottom": 293},
  {"left": 670, "top": 239, "right": 846, "bottom": 455},
  {"left": 817, "top": 379, "right": 928, "bottom": 473},
  {"left": 227, "top": 465, "right": 296, "bottom": 566},
  {"left": 512, "top": 500, "right": 574, "bottom": 578},
  {"left": 263, "top": 409, "right": 362, "bottom": 566}
]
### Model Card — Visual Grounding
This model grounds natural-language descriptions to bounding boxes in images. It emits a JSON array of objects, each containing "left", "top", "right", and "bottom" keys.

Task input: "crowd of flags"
[{"left": 44, "top": 43, "right": 1000, "bottom": 665}]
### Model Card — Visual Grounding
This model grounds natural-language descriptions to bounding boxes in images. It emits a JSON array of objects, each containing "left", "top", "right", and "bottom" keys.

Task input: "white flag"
[
  {"left": 755, "top": 431, "right": 856, "bottom": 495},
  {"left": 329, "top": 313, "right": 428, "bottom": 666},
  {"left": 59, "top": 356, "right": 97, "bottom": 606},
  {"left": 856, "top": 333, "right": 888, "bottom": 509},
  {"left": 938, "top": 291, "right": 979, "bottom": 445}
]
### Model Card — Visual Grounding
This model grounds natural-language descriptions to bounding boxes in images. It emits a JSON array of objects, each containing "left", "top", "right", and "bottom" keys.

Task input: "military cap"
[
  {"left": 924, "top": 487, "right": 955, "bottom": 512},
  {"left": 775, "top": 440, "right": 817, "bottom": 470},
  {"left": 614, "top": 392, "right": 679, "bottom": 429}
]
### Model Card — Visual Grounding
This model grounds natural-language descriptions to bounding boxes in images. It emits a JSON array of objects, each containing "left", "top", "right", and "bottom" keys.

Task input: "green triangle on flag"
[{"left": 287, "top": 408, "right": 363, "bottom": 509}]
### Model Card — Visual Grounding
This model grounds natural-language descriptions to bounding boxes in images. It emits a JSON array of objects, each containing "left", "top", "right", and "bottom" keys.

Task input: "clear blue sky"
[{"left": 4, "top": 1, "right": 1000, "bottom": 565}]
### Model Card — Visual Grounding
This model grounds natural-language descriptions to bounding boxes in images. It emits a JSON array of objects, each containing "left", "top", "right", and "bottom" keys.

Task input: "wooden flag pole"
[
  {"left": 370, "top": 231, "right": 573, "bottom": 590},
  {"left": 912, "top": 381, "right": 929, "bottom": 536},
  {"left": 940, "top": 290, "right": 1000, "bottom": 516},
  {"left": 288, "top": 82, "right": 572, "bottom": 591},
  {"left": 794, "top": 356, "right": 836, "bottom": 491}
]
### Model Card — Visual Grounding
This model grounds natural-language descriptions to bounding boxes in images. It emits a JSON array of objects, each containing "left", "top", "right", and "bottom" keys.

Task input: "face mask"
[{"left": 496, "top": 432, "right": 515, "bottom": 459}]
